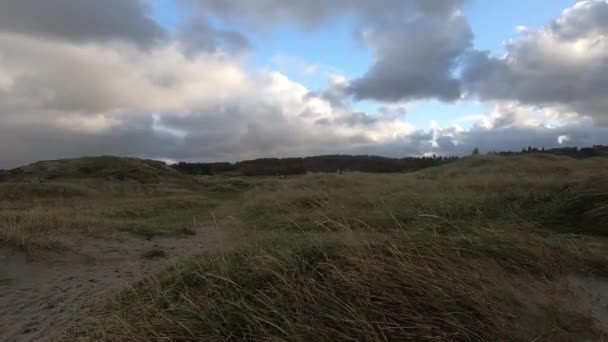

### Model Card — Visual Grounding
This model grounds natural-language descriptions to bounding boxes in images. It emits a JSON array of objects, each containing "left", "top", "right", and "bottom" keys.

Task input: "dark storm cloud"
[
  {"left": 347, "top": 13, "right": 472, "bottom": 102},
  {"left": 0, "top": 113, "right": 179, "bottom": 169},
  {"left": 153, "top": 104, "right": 387, "bottom": 162},
  {"left": 0, "top": 0, "right": 166, "bottom": 46},
  {"left": 191, "top": 0, "right": 472, "bottom": 102}
]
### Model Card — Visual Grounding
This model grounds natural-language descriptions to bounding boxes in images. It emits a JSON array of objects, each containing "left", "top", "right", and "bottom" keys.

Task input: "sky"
[{"left": 0, "top": 0, "right": 607, "bottom": 168}]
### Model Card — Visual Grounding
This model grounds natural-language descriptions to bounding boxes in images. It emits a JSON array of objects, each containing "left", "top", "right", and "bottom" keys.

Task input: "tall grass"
[
  {"left": 0, "top": 172, "right": 268, "bottom": 253},
  {"left": 0, "top": 209, "right": 77, "bottom": 253},
  {"left": 241, "top": 156, "right": 608, "bottom": 236},
  {"left": 5, "top": 154, "right": 608, "bottom": 340},
  {"left": 71, "top": 230, "right": 603, "bottom": 341}
]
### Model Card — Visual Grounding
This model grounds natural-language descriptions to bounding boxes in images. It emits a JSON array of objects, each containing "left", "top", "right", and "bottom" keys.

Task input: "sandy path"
[{"left": 0, "top": 228, "right": 234, "bottom": 342}]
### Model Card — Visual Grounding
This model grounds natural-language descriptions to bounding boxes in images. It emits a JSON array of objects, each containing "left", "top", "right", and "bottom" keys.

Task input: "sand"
[{"left": 0, "top": 228, "right": 232, "bottom": 342}]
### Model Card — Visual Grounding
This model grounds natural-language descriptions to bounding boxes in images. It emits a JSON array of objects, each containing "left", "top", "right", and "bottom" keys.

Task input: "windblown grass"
[
  {"left": 4, "top": 154, "right": 608, "bottom": 340},
  {"left": 71, "top": 229, "right": 604, "bottom": 341},
  {"left": 544, "top": 177, "right": 608, "bottom": 235},
  {"left": 241, "top": 155, "right": 608, "bottom": 236},
  {"left": 0, "top": 209, "right": 80, "bottom": 253},
  {"left": 0, "top": 158, "right": 270, "bottom": 253}
]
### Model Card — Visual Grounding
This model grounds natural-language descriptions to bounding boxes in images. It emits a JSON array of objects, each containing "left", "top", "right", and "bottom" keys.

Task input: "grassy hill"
[
  {"left": 2, "top": 154, "right": 608, "bottom": 340},
  {"left": 0, "top": 156, "right": 265, "bottom": 252},
  {"left": 1, "top": 156, "right": 181, "bottom": 183}
]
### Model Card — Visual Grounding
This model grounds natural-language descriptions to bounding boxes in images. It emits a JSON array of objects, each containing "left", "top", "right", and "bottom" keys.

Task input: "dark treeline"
[
  {"left": 2, "top": 145, "right": 606, "bottom": 178},
  {"left": 488, "top": 144, "right": 608, "bottom": 159},
  {"left": 172, "top": 155, "right": 459, "bottom": 176},
  {"left": 173, "top": 144, "right": 608, "bottom": 176}
]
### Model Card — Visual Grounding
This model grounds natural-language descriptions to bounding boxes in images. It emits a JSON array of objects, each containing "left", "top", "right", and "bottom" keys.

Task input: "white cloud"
[
  {"left": 558, "top": 135, "right": 571, "bottom": 145},
  {"left": 0, "top": 0, "right": 607, "bottom": 168},
  {"left": 463, "top": 0, "right": 608, "bottom": 125},
  {"left": 0, "top": 34, "right": 250, "bottom": 115},
  {"left": 0, "top": 30, "right": 425, "bottom": 167}
]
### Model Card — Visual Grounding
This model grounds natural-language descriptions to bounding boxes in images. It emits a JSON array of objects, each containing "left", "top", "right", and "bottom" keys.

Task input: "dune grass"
[
  {"left": 60, "top": 154, "right": 608, "bottom": 341},
  {"left": 0, "top": 159, "right": 268, "bottom": 253},
  {"left": 4, "top": 154, "right": 608, "bottom": 339},
  {"left": 69, "top": 229, "right": 605, "bottom": 341},
  {"left": 0, "top": 209, "right": 79, "bottom": 253},
  {"left": 0, "top": 191, "right": 221, "bottom": 253},
  {"left": 241, "top": 154, "right": 608, "bottom": 236}
]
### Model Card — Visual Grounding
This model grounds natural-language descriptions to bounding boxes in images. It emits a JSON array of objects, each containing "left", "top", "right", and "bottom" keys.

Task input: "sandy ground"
[
  {"left": 0, "top": 228, "right": 234, "bottom": 342},
  {"left": 570, "top": 274, "right": 608, "bottom": 336}
]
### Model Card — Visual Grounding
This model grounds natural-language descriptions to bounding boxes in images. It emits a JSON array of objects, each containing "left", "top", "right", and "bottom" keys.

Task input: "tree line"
[
  {"left": 174, "top": 145, "right": 608, "bottom": 176},
  {"left": 483, "top": 145, "right": 608, "bottom": 159},
  {"left": 172, "top": 155, "right": 459, "bottom": 176}
]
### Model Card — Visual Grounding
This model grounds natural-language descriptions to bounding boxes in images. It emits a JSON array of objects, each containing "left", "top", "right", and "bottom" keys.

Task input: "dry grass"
[
  {"left": 4, "top": 154, "right": 608, "bottom": 340},
  {"left": 0, "top": 208, "right": 81, "bottom": 253},
  {"left": 0, "top": 174, "right": 263, "bottom": 253},
  {"left": 241, "top": 155, "right": 608, "bottom": 236},
  {"left": 70, "top": 230, "right": 604, "bottom": 341}
]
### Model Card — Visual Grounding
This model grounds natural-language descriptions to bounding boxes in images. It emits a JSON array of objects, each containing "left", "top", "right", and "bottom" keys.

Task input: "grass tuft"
[{"left": 72, "top": 233, "right": 602, "bottom": 341}]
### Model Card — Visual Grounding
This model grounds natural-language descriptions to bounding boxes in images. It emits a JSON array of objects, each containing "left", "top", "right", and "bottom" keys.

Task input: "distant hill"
[
  {"left": 172, "top": 145, "right": 608, "bottom": 177},
  {"left": 491, "top": 144, "right": 608, "bottom": 158},
  {"left": 1, "top": 144, "right": 606, "bottom": 181},
  {"left": 0, "top": 156, "right": 181, "bottom": 183},
  {"left": 173, "top": 155, "right": 459, "bottom": 176}
]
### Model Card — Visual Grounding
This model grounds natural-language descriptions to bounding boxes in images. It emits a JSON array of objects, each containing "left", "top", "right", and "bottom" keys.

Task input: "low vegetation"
[
  {"left": 242, "top": 154, "right": 608, "bottom": 236},
  {"left": 172, "top": 144, "right": 608, "bottom": 176},
  {"left": 0, "top": 157, "right": 269, "bottom": 253},
  {"left": 74, "top": 232, "right": 604, "bottom": 341},
  {"left": 2, "top": 154, "right": 608, "bottom": 340}
]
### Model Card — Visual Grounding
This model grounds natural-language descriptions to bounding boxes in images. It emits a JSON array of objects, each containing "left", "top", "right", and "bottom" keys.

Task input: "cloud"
[
  {"left": 177, "top": 18, "right": 251, "bottom": 55},
  {"left": 551, "top": 0, "right": 608, "bottom": 40},
  {"left": 190, "top": 0, "right": 472, "bottom": 102},
  {"left": 0, "top": 0, "right": 607, "bottom": 169},
  {"left": 347, "top": 11, "right": 471, "bottom": 102},
  {"left": 463, "top": 0, "right": 608, "bottom": 125},
  {"left": 186, "top": 0, "right": 340, "bottom": 28},
  {"left": 431, "top": 121, "right": 608, "bottom": 156},
  {"left": 189, "top": 0, "right": 466, "bottom": 27},
  {"left": 427, "top": 102, "right": 608, "bottom": 155},
  {"left": 0, "top": 33, "right": 249, "bottom": 115},
  {"left": 0, "top": 31, "right": 419, "bottom": 168},
  {"left": 0, "top": 0, "right": 166, "bottom": 47}
]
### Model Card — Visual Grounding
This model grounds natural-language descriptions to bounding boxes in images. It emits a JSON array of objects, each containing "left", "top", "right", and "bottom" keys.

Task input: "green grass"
[
  {"left": 0, "top": 157, "right": 272, "bottom": 253},
  {"left": 4, "top": 154, "right": 608, "bottom": 340},
  {"left": 0, "top": 194, "right": 219, "bottom": 252},
  {"left": 241, "top": 155, "right": 608, "bottom": 236},
  {"left": 10, "top": 155, "right": 181, "bottom": 183},
  {"left": 69, "top": 231, "right": 604, "bottom": 341}
]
